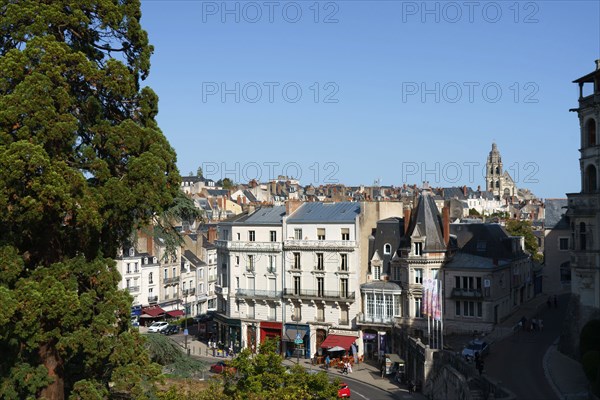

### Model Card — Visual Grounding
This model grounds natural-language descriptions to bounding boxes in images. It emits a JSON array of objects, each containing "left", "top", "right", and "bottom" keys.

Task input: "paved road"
[{"left": 485, "top": 294, "right": 568, "bottom": 400}]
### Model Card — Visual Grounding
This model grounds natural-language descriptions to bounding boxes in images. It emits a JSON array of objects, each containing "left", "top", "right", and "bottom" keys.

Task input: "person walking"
[
  {"left": 325, "top": 354, "right": 330, "bottom": 371},
  {"left": 407, "top": 380, "right": 414, "bottom": 394}
]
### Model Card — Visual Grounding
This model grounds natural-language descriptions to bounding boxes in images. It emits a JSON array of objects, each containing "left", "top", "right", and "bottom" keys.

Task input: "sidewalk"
[{"left": 544, "top": 338, "right": 590, "bottom": 400}]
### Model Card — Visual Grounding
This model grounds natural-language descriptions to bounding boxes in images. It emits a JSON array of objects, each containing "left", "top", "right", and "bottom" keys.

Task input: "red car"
[
  {"left": 209, "top": 361, "right": 236, "bottom": 374},
  {"left": 338, "top": 382, "right": 351, "bottom": 398}
]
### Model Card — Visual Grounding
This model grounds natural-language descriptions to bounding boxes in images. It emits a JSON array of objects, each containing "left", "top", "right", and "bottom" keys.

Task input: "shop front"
[
  {"left": 259, "top": 321, "right": 282, "bottom": 354},
  {"left": 213, "top": 313, "right": 242, "bottom": 352},
  {"left": 283, "top": 324, "right": 310, "bottom": 359}
]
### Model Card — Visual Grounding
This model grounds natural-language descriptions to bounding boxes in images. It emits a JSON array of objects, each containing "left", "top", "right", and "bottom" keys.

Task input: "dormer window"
[
  {"left": 143, "top": 257, "right": 148, "bottom": 265},
  {"left": 415, "top": 242, "right": 423, "bottom": 256},
  {"left": 153, "top": 257, "right": 157, "bottom": 264},
  {"left": 129, "top": 248, "right": 134, "bottom": 257},
  {"left": 384, "top": 244, "right": 391, "bottom": 255}
]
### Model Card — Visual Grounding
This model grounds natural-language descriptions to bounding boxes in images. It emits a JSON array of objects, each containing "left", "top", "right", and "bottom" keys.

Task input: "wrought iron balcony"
[
  {"left": 284, "top": 240, "right": 357, "bottom": 251},
  {"left": 127, "top": 286, "right": 140, "bottom": 293},
  {"left": 283, "top": 288, "right": 355, "bottom": 301},
  {"left": 183, "top": 288, "right": 196, "bottom": 296},
  {"left": 450, "top": 288, "right": 484, "bottom": 299},
  {"left": 215, "top": 240, "right": 282, "bottom": 252},
  {"left": 148, "top": 295, "right": 158, "bottom": 303},
  {"left": 163, "top": 276, "right": 179, "bottom": 285},
  {"left": 357, "top": 314, "right": 394, "bottom": 324},
  {"left": 235, "top": 289, "right": 282, "bottom": 299}
]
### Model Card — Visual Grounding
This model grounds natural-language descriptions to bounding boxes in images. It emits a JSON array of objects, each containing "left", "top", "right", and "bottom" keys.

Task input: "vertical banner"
[{"left": 433, "top": 279, "right": 442, "bottom": 321}]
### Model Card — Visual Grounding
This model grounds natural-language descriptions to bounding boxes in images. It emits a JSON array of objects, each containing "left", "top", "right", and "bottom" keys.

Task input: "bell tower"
[
  {"left": 486, "top": 142, "right": 503, "bottom": 197},
  {"left": 567, "top": 59, "right": 600, "bottom": 309}
]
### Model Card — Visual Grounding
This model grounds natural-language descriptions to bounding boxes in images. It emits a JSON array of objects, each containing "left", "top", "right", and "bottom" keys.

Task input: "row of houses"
[{"left": 210, "top": 191, "right": 540, "bottom": 360}]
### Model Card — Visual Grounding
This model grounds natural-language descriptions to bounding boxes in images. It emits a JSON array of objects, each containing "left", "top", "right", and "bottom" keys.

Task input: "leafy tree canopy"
[
  {"left": 0, "top": 0, "right": 180, "bottom": 398},
  {"left": 504, "top": 219, "right": 543, "bottom": 262}
]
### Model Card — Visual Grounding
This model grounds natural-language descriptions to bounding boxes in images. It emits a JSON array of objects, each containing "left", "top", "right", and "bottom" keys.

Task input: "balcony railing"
[
  {"left": 127, "top": 286, "right": 140, "bottom": 293},
  {"left": 315, "top": 316, "right": 325, "bottom": 322},
  {"left": 163, "top": 276, "right": 179, "bottom": 285},
  {"left": 208, "top": 274, "right": 218, "bottom": 282},
  {"left": 148, "top": 295, "right": 158, "bottom": 303},
  {"left": 283, "top": 288, "right": 355, "bottom": 301},
  {"left": 215, "top": 240, "right": 282, "bottom": 252},
  {"left": 450, "top": 288, "right": 484, "bottom": 299},
  {"left": 215, "top": 285, "right": 229, "bottom": 296},
  {"left": 183, "top": 288, "right": 196, "bottom": 296},
  {"left": 338, "top": 319, "right": 349, "bottom": 326},
  {"left": 236, "top": 289, "right": 282, "bottom": 299},
  {"left": 358, "top": 314, "right": 394, "bottom": 324},
  {"left": 284, "top": 240, "right": 357, "bottom": 251}
]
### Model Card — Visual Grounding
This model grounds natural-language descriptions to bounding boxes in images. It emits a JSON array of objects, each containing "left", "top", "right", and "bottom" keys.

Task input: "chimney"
[
  {"left": 403, "top": 208, "right": 411, "bottom": 234},
  {"left": 237, "top": 195, "right": 242, "bottom": 205},
  {"left": 286, "top": 199, "right": 302, "bottom": 216},
  {"left": 442, "top": 206, "right": 450, "bottom": 246},
  {"left": 207, "top": 227, "right": 217, "bottom": 243},
  {"left": 463, "top": 185, "right": 467, "bottom": 197},
  {"left": 147, "top": 233, "right": 153, "bottom": 256}
]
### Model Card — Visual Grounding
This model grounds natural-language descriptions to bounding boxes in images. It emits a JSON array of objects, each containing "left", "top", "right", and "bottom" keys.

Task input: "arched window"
[
  {"left": 585, "top": 164, "right": 597, "bottom": 192},
  {"left": 384, "top": 243, "right": 391, "bottom": 255},
  {"left": 586, "top": 119, "right": 597, "bottom": 146},
  {"left": 149, "top": 272, "right": 153, "bottom": 284},
  {"left": 496, "top": 167, "right": 500, "bottom": 174},
  {"left": 580, "top": 222, "right": 587, "bottom": 250},
  {"left": 495, "top": 180, "right": 500, "bottom": 188}
]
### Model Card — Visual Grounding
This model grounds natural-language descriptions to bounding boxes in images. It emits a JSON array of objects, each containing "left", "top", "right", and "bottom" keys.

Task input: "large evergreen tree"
[{"left": 0, "top": 0, "right": 180, "bottom": 398}]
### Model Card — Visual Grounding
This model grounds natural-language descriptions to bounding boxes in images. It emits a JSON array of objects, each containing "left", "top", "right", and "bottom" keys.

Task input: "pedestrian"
[
  {"left": 407, "top": 380, "right": 414, "bottom": 394},
  {"left": 348, "top": 361, "right": 353, "bottom": 374},
  {"left": 325, "top": 354, "right": 330, "bottom": 371},
  {"left": 539, "top": 319, "right": 544, "bottom": 332},
  {"left": 554, "top": 295, "right": 558, "bottom": 308},
  {"left": 531, "top": 318, "right": 537, "bottom": 331}
]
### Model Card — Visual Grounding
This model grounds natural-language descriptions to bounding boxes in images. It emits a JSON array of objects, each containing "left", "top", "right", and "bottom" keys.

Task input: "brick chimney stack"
[
  {"left": 463, "top": 185, "right": 467, "bottom": 197},
  {"left": 286, "top": 199, "right": 302, "bottom": 216},
  {"left": 442, "top": 206, "right": 450, "bottom": 246},
  {"left": 403, "top": 208, "right": 411, "bottom": 234},
  {"left": 207, "top": 227, "right": 217, "bottom": 243}
]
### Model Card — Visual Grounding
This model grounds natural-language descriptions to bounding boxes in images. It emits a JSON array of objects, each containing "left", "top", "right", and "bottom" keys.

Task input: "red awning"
[
  {"left": 140, "top": 306, "right": 165, "bottom": 318},
  {"left": 166, "top": 310, "right": 185, "bottom": 318},
  {"left": 320, "top": 334, "right": 356, "bottom": 350}
]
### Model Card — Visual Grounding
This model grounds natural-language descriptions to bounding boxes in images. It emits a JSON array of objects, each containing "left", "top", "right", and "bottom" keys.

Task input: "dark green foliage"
[
  {"left": 0, "top": 0, "right": 180, "bottom": 397},
  {"left": 144, "top": 334, "right": 204, "bottom": 379},
  {"left": 504, "top": 219, "right": 543, "bottom": 262},
  {"left": 224, "top": 338, "right": 340, "bottom": 400},
  {"left": 468, "top": 208, "right": 481, "bottom": 216},
  {"left": 580, "top": 319, "right": 600, "bottom": 394}
]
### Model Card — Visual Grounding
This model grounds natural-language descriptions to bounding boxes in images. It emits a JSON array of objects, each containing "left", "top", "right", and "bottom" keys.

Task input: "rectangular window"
[
  {"left": 415, "top": 298, "right": 422, "bottom": 318},
  {"left": 415, "top": 242, "right": 423, "bottom": 256},
  {"left": 316, "top": 253, "right": 324, "bottom": 270},
  {"left": 559, "top": 237, "right": 569, "bottom": 251},
  {"left": 431, "top": 269, "right": 439, "bottom": 279},
  {"left": 392, "top": 266, "right": 401, "bottom": 282},
  {"left": 293, "top": 252, "right": 301, "bottom": 269},
  {"left": 249, "top": 231, "right": 255, "bottom": 242},
  {"left": 463, "top": 276, "right": 469, "bottom": 290},
  {"left": 270, "top": 230, "right": 277, "bottom": 242},
  {"left": 237, "top": 232, "right": 240, "bottom": 240},
  {"left": 373, "top": 266, "right": 381, "bottom": 281},
  {"left": 268, "top": 255, "right": 276, "bottom": 273},
  {"left": 172, "top": 267, "right": 176, "bottom": 278},
  {"left": 235, "top": 277, "right": 239, "bottom": 289},
  {"left": 164, "top": 269, "right": 168, "bottom": 279},
  {"left": 269, "top": 305, "right": 276, "bottom": 320},
  {"left": 134, "top": 263, "right": 139, "bottom": 273},
  {"left": 340, "top": 254, "right": 348, "bottom": 271},
  {"left": 199, "top": 268, "right": 204, "bottom": 279},
  {"left": 455, "top": 301, "right": 461, "bottom": 316},
  {"left": 366, "top": 294, "right": 375, "bottom": 318},
  {"left": 317, "top": 228, "right": 326, "bottom": 240},
  {"left": 293, "top": 305, "right": 301, "bottom": 320},
  {"left": 294, "top": 276, "right": 301, "bottom": 295},
  {"left": 476, "top": 277, "right": 482, "bottom": 290},
  {"left": 126, "top": 263, "right": 131, "bottom": 274},
  {"left": 455, "top": 276, "right": 460, "bottom": 289},
  {"left": 341, "top": 228, "right": 350, "bottom": 241},
  {"left": 316, "top": 304, "right": 325, "bottom": 321},
  {"left": 247, "top": 255, "right": 254, "bottom": 272},
  {"left": 248, "top": 303, "right": 255, "bottom": 319},
  {"left": 415, "top": 269, "right": 423, "bottom": 284},
  {"left": 317, "top": 277, "right": 324, "bottom": 297},
  {"left": 126, "top": 278, "right": 130, "bottom": 288},
  {"left": 294, "top": 228, "right": 302, "bottom": 240},
  {"left": 236, "top": 256, "right": 240, "bottom": 265},
  {"left": 477, "top": 302, "right": 483, "bottom": 317},
  {"left": 340, "top": 308, "right": 349, "bottom": 325},
  {"left": 340, "top": 278, "right": 349, "bottom": 297}
]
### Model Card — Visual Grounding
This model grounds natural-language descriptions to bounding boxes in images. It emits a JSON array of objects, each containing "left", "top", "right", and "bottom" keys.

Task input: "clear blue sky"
[{"left": 140, "top": 0, "right": 600, "bottom": 199}]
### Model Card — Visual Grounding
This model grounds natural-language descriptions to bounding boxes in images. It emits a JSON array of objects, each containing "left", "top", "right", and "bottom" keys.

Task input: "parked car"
[
  {"left": 338, "top": 382, "right": 351, "bottom": 398},
  {"left": 461, "top": 339, "right": 489, "bottom": 360},
  {"left": 147, "top": 321, "right": 169, "bottom": 333},
  {"left": 210, "top": 361, "right": 236, "bottom": 374},
  {"left": 162, "top": 324, "right": 180, "bottom": 335}
]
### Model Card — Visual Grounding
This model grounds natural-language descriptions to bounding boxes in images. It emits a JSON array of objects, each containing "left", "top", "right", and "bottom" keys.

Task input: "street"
[{"left": 485, "top": 294, "right": 569, "bottom": 400}]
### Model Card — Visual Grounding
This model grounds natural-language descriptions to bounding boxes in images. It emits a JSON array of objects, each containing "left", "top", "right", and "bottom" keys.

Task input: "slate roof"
[
  {"left": 207, "top": 189, "right": 230, "bottom": 197},
  {"left": 183, "top": 250, "right": 206, "bottom": 267},
  {"left": 449, "top": 223, "right": 524, "bottom": 261},
  {"left": 360, "top": 281, "right": 402, "bottom": 291},
  {"left": 369, "top": 217, "right": 404, "bottom": 275},
  {"left": 402, "top": 190, "right": 446, "bottom": 252},
  {"left": 287, "top": 202, "right": 361, "bottom": 224},
  {"left": 243, "top": 190, "right": 258, "bottom": 203},
  {"left": 545, "top": 199, "right": 569, "bottom": 229}
]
